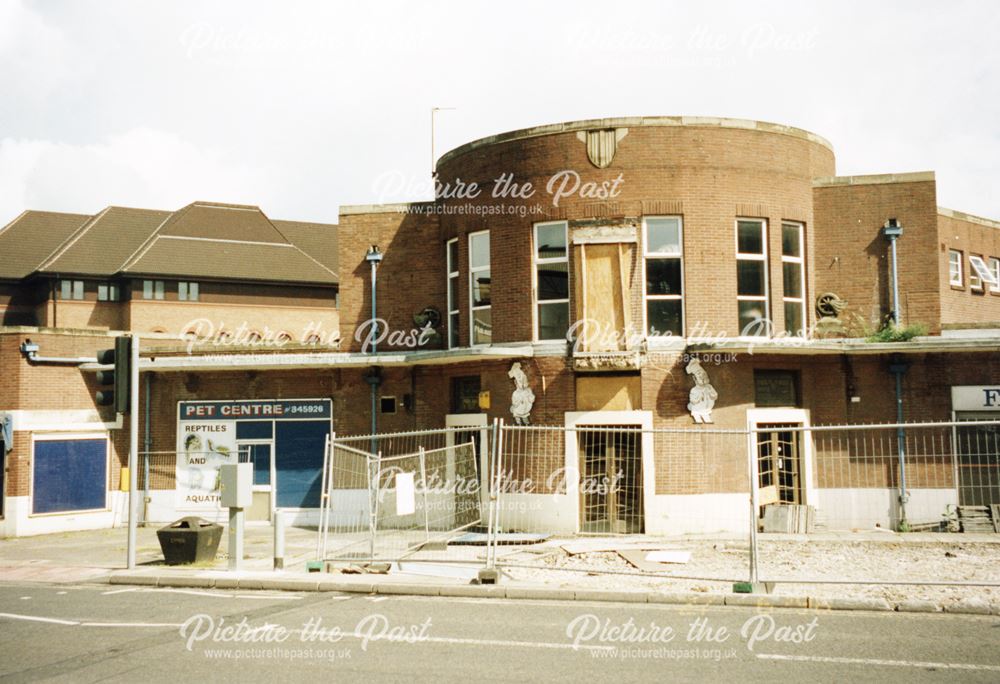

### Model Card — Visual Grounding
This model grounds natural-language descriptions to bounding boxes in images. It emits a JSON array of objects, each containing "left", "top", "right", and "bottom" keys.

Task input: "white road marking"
[
  {"left": 233, "top": 594, "right": 303, "bottom": 601},
  {"left": 102, "top": 588, "right": 140, "bottom": 595},
  {"left": 758, "top": 654, "right": 1000, "bottom": 672},
  {"left": 366, "top": 596, "right": 388, "bottom": 602},
  {"left": 0, "top": 611, "right": 614, "bottom": 650},
  {"left": 19, "top": 596, "right": 31, "bottom": 600},
  {"left": 56, "top": 591, "right": 67, "bottom": 595},
  {"left": 0, "top": 612, "right": 79, "bottom": 625},
  {"left": 80, "top": 622, "right": 184, "bottom": 628}
]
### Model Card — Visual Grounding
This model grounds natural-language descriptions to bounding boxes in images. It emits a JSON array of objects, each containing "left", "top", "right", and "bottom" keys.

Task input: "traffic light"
[{"left": 95, "top": 335, "right": 131, "bottom": 414}]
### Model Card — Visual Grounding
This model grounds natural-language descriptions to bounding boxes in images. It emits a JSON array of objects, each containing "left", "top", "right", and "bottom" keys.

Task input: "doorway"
[
  {"left": 756, "top": 423, "right": 802, "bottom": 511},
  {"left": 238, "top": 440, "right": 274, "bottom": 521},
  {"left": 578, "top": 425, "right": 643, "bottom": 533},
  {"left": 445, "top": 414, "right": 489, "bottom": 515}
]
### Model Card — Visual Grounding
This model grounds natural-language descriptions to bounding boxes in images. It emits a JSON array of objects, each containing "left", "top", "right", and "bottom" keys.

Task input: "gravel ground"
[{"left": 499, "top": 539, "right": 1000, "bottom": 606}]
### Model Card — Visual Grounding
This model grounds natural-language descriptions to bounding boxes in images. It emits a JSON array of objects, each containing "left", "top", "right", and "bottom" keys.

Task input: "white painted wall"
[{"left": 817, "top": 488, "right": 957, "bottom": 530}]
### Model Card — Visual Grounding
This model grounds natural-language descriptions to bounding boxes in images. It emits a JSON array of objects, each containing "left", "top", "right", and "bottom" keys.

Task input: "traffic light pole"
[{"left": 127, "top": 334, "right": 140, "bottom": 570}]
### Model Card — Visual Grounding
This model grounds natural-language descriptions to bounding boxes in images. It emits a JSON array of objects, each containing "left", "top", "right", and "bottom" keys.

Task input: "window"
[
  {"left": 781, "top": 222, "right": 805, "bottom": 336},
  {"left": 534, "top": 221, "right": 569, "bottom": 340},
  {"left": 59, "top": 279, "right": 84, "bottom": 300},
  {"left": 451, "top": 376, "right": 481, "bottom": 413},
  {"left": 142, "top": 280, "right": 165, "bottom": 300},
  {"left": 948, "top": 250, "right": 963, "bottom": 287},
  {"left": 968, "top": 255, "right": 996, "bottom": 292},
  {"left": 178, "top": 281, "right": 199, "bottom": 301},
  {"left": 446, "top": 239, "right": 459, "bottom": 348},
  {"left": 97, "top": 283, "right": 120, "bottom": 302},
  {"left": 754, "top": 370, "right": 800, "bottom": 407},
  {"left": 380, "top": 396, "right": 397, "bottom": 414},
  {"left": 736, "top": 219, "right": 769, "bottom": 336},
  {"left": 990, "top": 258, "right": 1000, "bottom": 294},
  {"left": 643, "top": 216, "right": 683, "bottom": 337},
  {"left": 469, "top": 231, "right": 491, "bottom": 345}
]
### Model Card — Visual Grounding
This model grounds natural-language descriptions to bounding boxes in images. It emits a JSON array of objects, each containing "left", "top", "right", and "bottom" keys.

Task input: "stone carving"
[
  {"left": 815, "top": 292, "right": 847, "bottom": 318},
  {"left": 508, "top": 362, "right": 536, "bottom": 425},
  {"left": 413, "top": 306, "right": 442, "bottom": 346},
  {"left": 576, "top": 128, "right": 629, "bottom": 168},
  {"left": 815, "top": 292, "right": 847, "bottom": 337},
  {"left": 570, "top": 224, "right": 638, "bottom": 245},
  {"left": 685, "top": 358, "right": 718, "bottom": 424},
  {"left": 572, "top": 352, "right": 643, "bottom": 372}
]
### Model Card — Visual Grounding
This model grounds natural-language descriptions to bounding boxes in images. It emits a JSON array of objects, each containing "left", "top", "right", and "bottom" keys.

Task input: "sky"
[{"left": 0, "top": 0, "right": 997, "bottom": 225}]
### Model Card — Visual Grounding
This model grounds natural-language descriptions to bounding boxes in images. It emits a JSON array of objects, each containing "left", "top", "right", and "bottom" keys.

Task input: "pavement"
[{"left": 2, "top": 525, "right": 1000, "bottom": 616}]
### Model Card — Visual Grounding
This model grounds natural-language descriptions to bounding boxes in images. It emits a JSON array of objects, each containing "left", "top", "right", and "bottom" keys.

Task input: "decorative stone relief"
[
  {"left": 570, "top": 224, "right": 638, "bottom": 245},
  {"left": 576, "top": 128, "right": 629, "bottom": 168},
  {"left": 685, "top": 358, "right": 718, "bottom": 424},
  {"left": 572, "top": 352, "right": 643, "bottom": 372},
  {"left": 508, "top": 362, "right": 536, "bottom": 425}
]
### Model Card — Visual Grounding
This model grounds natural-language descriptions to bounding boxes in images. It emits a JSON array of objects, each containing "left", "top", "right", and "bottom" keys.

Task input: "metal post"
[
  {"left": 419, "top": 446, "right": 430, "bottom": 544},
  {"left": 126, "top": 334, "right": 140, "bottom": 570},
  {"left": 891, "top": 357, "right": 910, "bottom": 530},
  {"left": 274, "top": 509, "right": 285, "bottom": 570},
  {"left": 369, "top": 452, "right": 382, "bottom": 563},
  {"left": 142, "top": 373, "right": 151, "bottom": 526},
  {"left": 228, "top": 506, "right": 244, "bottom": 571},
  {"left": 747, "top": 427, "right": 760, "bottom": 585}
]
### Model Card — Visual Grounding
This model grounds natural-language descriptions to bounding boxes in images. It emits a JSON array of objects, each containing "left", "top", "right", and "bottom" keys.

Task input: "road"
[{"left": 1, "top": 583, "right": 998, "bottom": 683}]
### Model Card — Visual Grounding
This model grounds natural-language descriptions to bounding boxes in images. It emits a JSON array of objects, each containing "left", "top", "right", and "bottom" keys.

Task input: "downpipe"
[{"left": 889, "top": 354, "right": 911, "bottom": 531}]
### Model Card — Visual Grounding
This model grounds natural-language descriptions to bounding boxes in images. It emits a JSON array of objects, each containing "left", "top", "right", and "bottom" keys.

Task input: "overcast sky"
[{"left": 1, "top": 0, "right": 997, "bottom": 225}]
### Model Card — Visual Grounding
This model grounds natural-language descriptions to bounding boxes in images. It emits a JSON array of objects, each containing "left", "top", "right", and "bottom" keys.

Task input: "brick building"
[{"left": 1, "top": 117, "right": 998, "bottom": 537}]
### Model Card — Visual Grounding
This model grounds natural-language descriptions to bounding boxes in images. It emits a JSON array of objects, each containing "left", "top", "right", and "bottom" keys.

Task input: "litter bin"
[{"left": 156, "top": 517, "right": 223, "bottom": 565}]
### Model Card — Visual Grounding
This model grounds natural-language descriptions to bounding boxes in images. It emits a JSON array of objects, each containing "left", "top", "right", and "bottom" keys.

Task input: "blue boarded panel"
[
  {"left": 275, "top": 421, "right": 328, "bottom": 508},
  {"left": 33, "top": 439, "right": 107, "bottom": 514}
]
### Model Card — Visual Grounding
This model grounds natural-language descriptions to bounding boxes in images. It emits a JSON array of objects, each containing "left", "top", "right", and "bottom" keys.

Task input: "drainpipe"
[
  {"left": 883, "top": 219, "right": 903, "bottom": 326},
  {"left": 365, "top": 246, "right": 383, "bottom": 455},
  {"left": 889, "top": 353, "right": 910, "bottom": 531}
]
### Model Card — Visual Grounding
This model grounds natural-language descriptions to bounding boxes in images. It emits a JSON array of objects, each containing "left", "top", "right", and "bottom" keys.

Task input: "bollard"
[{"left": 274, "top": 509, "right": 285, "bottom": 570}]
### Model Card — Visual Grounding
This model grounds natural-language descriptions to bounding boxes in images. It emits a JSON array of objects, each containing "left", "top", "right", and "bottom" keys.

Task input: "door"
[
  {"left": 238, "top": 441, "right": 274, "bottom": 521},
  {"left": 756, "top": 424, "right": 802, "bottom": 511},
  {"left": 578, "top": 426, "right": 643, "bottom": 533},
  {"left": 445, "top": 414, "right": 489, "bottom": 519}
]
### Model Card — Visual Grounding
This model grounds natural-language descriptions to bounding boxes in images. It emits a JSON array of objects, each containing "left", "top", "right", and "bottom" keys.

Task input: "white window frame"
[
  {"left": 968, "top": 255, "right": 996, "bottom": 291},
  {"left": 59, "top": 279, "right": 84, "bottom": 300},
  {"left": 990, "top": 257, "right": 1000, "bottom": 294},
  {"left": 97, "top": 283, "right": 119, "bottom": 302},
  {"left": 948, "top": 250, "right": 963, "bottom": 287},
  {"left": 178, "top": 281, "right": 199, "bottom": 301},
  {"left": 532, "top": 220, "right": 570, "bottom": 342},
  {"left": 735, "top": 218, "right": 770, "bottom": 337},
  {"left": 781, "top": 222, "right": 806, "bottom": 336},
  {"left": 142, "top": 279, "right": 165, "bottom": 300},
  {"left": 446, "top": 238, "right": 459, "bottom": 348},
  {"left": 468, "top": 230, "right": 491, "bottom": 347},
  {"left": 641, "top": 215, "right": 684, "bottom": 338}
]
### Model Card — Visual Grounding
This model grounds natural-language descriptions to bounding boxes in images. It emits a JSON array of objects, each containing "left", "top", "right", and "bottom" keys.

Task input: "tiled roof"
[
  {"left": 0, "top": 210, "right": 93, "bottom": 279},
  {"left": 0, "top": 202, "right": 338, "bottom": 285}
]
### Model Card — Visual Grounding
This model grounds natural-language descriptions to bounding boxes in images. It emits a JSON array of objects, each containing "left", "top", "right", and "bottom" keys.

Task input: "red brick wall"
[
  {"left": 336, "top": 211, "right": 443, "bottom": 352},
  {"left": 937, "top": 211, "right": 1000, "bottom": 326},
  {"left": 813, "top": 177, "right": 941, "bottom": 334},
  {"left": 432, "top": 122, "right": 835, "bottom": 342}
]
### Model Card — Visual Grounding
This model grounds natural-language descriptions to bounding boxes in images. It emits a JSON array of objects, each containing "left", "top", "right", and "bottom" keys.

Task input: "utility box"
[{"left": 220, "top": 462, "right": 253, "bottom": 509}]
